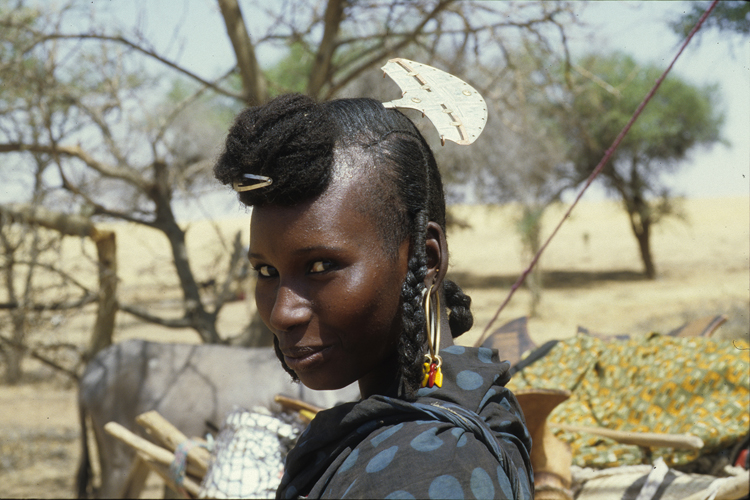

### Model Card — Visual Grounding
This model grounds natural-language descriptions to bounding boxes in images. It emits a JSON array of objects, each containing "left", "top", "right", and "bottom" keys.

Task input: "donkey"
[{"left": 76, "top": 338, "right": 358, "bottom": 498}]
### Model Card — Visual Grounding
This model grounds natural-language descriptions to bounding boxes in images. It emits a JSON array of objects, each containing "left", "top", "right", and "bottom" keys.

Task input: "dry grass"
[{"left": 1, "top": 196, "right": 747, "bottom": 498}]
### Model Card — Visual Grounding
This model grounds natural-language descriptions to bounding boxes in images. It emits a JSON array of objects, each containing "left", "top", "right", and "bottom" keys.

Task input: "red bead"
[{"left": 427, "top": 363, "right": 438, "bottom": 388}]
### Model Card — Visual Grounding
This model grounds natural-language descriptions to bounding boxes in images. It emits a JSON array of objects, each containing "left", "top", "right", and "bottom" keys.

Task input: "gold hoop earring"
[{"left": 421, "top": 283, "right": 443, "bottom": 388}]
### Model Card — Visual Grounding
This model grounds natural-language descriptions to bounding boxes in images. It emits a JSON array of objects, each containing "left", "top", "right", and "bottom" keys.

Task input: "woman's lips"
[{"left": 282, "top": 345, "right": 331, "bottom": 372}]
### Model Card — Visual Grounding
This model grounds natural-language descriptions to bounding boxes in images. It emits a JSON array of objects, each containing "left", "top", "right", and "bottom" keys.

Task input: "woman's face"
[{"left": 248, "top": 171, "right": 410, "bottom": 396}]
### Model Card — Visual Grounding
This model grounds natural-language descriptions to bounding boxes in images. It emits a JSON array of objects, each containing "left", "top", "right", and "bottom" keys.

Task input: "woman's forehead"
[
  {"left": 331, "top": 144, "right": 379, "bottom": 178},
  {"left": 249, "top": 169, "right": 381, "bottom": 248}
]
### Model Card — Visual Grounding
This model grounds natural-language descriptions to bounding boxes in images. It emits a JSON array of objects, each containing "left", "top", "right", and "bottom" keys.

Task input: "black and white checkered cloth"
[{"left": 199, "top": 407, "right": 306, "bottom": 499}]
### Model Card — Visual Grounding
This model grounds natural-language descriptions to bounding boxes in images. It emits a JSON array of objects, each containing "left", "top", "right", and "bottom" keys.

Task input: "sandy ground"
[{"left": 1, "top": 196, "right": 748, "bottom": 498}]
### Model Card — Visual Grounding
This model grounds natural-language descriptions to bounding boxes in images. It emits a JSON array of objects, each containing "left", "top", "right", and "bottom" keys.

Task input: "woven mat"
[{"left": 572, "top": 463, "right": 749, "bottom": 500}]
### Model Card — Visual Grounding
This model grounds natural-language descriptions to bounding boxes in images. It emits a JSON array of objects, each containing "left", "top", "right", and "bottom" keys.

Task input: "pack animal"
[{"left": 76, "top": 339, "right": 358, "bottom": 498}]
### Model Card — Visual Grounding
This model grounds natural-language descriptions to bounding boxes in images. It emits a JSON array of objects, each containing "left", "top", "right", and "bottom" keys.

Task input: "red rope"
[{"left": 477, "top": 0, "right": 720, "bottom": 345}]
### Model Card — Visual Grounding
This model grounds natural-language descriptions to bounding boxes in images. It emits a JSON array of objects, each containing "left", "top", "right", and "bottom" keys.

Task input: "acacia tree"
[
  {"left": 551, "top": 52, "right": 724, "bottom": 278},
  {"left": 0, "top": 0, "right": 580, "bottom": 359},
  {"left": 670, "top": 0, "right": 750, "bottom": 37}
]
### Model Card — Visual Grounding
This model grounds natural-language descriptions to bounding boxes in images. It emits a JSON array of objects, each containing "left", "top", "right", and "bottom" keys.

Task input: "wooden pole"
[
  {"left": 103, "top": 421, "right": 205, "bottom": 478},
  {"left": 551, "top": 423, "right": 704, "bottom": 450},
  {"left": 274, "top": 394, "right": 324, "bottom": 415},
  {"left": 135, "top": 411, "right": 209, "bottom": 474},
  {"left": 135, "top": 451, "right": 201, "bottom": 498}
]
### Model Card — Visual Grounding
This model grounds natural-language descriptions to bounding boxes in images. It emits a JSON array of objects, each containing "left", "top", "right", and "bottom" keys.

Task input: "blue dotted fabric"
[{"left": 277, "top": 347, "right": 533, "bottom": 499}]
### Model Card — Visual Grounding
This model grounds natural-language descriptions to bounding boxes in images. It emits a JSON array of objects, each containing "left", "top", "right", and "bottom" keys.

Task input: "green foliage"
[
  {"left": 552, "top": 51, "right": 725, "bottom": 277},
  {"left": 670, "top": 1, "right": 750, "bottom": 37},
  {"left": 167, "top": 79, "right": 192, "bottom": 103},
  {"left": 264, "top": 43, "right": 314, "bottom": 97},
  {"left": 561, "top": 52, "right": 723, "bottom": 194}
]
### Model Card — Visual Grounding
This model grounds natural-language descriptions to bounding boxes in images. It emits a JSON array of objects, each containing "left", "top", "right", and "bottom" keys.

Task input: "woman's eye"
[
  {"left": 255, "top": 265, "right": 277, "bottom": 277},
  {"left": 309, "top": 260, "right": 334, "bottom": 274}
]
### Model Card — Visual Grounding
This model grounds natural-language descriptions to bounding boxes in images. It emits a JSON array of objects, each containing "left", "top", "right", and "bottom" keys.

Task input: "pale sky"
[
  {"left": 568, "top": 1, "right": 750, "bottom": 201},
  {"left": 114, "top": 0, "right": 750, "bottom": 206},
  {"left": 7, "top": 1, "right": 747, "bottom": 217}
]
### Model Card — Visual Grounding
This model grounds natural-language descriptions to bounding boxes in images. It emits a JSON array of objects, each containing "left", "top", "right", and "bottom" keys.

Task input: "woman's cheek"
[{"left": 254, "top": 282, "right": 275, "bottom": 326}]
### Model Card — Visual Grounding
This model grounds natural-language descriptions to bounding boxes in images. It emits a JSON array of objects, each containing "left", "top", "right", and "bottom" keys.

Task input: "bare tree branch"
[
  {"left": 325, "top": 0, "right": 455, "bottom": 99},
  {"left": 307, "top": 0, "right": 346, "bottom": 98},
  {"left": 212, "top": 230, "right": 246, "bottom": 315},
  {"left": 118, "top": 302, "right": 194, "bottom": 329},
  {"left": 0, "top": 142, "right": 148, "bottom": 191},
  {"left": 217, "top": 0, "right": 267, "bottom": 104},
  {"left": 0, "top": 334, "right": 80, "bottom": 381},
  {"left": 0, "top": 203, "right": 95, "bottom": 238},
  {"left": 0, "top": 293, "right": 97, "bottom": 311},
  {"left": 154, "top": 68, "right": 235, "bottom": 143},
  {"left": 17, "top": 29, "right": 246, "bottom": 101},
  {"left": 5, "top": 259, "right": 93, "bottom": 296}
]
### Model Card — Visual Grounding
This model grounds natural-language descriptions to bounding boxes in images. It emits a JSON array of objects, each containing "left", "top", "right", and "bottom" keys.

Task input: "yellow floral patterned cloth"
[{"left": 507, "top": 333, "right": 750, "bottom": 468}]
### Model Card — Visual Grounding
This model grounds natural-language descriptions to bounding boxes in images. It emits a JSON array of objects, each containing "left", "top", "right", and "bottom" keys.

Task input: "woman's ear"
[{"left": 423, "top": 221, "right": 448, "bottom": 288}]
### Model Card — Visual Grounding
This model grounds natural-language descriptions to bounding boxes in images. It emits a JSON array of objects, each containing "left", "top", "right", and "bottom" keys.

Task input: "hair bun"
[
  {"left": 214, "top": 94, "right": 335, "bottom": 206},
  {"left": 443, "top": 279, "right": 473, "bottom": 338}
]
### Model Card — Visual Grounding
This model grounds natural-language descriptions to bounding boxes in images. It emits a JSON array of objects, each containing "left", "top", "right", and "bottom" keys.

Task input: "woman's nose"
[{"left": 269, "top": 284, "right": 311, "bottom": 332}]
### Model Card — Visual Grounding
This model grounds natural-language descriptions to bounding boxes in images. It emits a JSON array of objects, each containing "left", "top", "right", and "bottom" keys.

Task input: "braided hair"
[{"left": 214, "top": 94, "right": 473, "bottom": 400}]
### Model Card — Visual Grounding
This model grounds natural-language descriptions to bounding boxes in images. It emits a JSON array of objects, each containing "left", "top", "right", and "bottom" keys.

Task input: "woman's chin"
[{"left": 296, "top": 370, "right": 356, "bottom": 392}]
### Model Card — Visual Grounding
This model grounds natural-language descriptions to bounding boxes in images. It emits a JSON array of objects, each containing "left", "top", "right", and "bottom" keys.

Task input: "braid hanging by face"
[
  {"left": 396, "top": 210, "right": 429, "bottom": 399},
  {"left": 214, "top": 94, "right": 473, "bottom": 400}
]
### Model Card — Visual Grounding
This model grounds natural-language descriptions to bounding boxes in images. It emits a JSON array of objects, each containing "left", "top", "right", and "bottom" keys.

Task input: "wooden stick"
[
  {"left": 104, "top": 421, "right": 206, "bottom": 478},
  {"left": 551, "top": 423, "right": 704, "bottom": 450},
  {"left": 299, "top": 409, "right": 317, "bottom": 423},
  {"left": 136, "top": 451, "right": 201, "bottom": 498},
  {"left": 275, "top": 394, "right": 325, "bottom": 415},
  {"left": 135, "top": 411, "right": 209, "bottom": 474}
]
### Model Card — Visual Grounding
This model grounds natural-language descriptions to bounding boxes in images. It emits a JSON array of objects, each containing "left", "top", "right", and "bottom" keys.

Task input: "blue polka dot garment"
[{"left": 277, "top": 346, "right": 533, "bottom": 499}]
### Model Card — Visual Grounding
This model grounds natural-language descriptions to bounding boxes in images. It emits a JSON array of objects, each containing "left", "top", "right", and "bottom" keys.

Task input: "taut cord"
[{"left": 477, "top": 0, "right": 721, "bottom": 345}]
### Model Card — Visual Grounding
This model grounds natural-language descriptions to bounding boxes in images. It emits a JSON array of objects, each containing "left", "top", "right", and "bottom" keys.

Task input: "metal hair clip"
[
  {"left": 232, "top": 173, "right": 273, "bottom": 192},
  {"left": 381, "top": 58, "right": 488, "bottom": 146}
]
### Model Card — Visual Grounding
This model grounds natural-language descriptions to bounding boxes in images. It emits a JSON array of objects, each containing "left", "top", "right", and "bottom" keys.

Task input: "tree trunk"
[
  {"left": 628, "top": 205, "right": 656, "bottom": 279},
  {"left": 611, "top": 160, "right": 657, "bottom": 280},
  {"left": 519, "top": 205, "right": 545, "bottom": 317},
  {"left": 634, "top": 222, "right": 656, "bottom": 279},
  {"left": 151, "top": 161, "right": 221, "bottom": 344},
  {"left": 216, "top": 0, "right": 266, "bottom": 104},
  {"left": 86, "top": 229, "right": 118, "bottom": 359},
  {"left": 528, "top": 263, "right": 543, "bottom": 318},
  {"left": 307, "top": 0, "right": 346, "bottom": 98},
  {"left": 5, "top": 310, "right": 25, "bottom": 384},
  {"left": 159, "top": 217, "right": 221, "bottom": 344}
]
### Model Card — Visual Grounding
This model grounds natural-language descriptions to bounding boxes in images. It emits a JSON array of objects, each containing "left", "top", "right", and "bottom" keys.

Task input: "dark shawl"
[{"left": 277, "top": 345, "right": 534, "bottom": 499}]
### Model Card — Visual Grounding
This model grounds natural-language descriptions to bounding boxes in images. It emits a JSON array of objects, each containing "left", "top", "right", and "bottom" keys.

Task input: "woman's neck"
[{"left": 358, "top": 350, "right": 400, "bottom": 399}]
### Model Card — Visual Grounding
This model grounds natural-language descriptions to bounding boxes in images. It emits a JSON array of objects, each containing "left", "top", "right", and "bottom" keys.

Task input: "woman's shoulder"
[
  {"left": 316, "top": 414, "right": 532, "bottom": 499},
  {"left": 280, "top": 345, "right": 534, "bottom": 499}
]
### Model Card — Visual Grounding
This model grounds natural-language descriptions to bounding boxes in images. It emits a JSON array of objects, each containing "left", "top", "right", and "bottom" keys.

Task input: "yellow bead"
[
  {"left": 421, "top": 362, "right": 431, "bottom": 387},
  {"left": 434, "top": 368, "right": 443, "bottom": 388}
]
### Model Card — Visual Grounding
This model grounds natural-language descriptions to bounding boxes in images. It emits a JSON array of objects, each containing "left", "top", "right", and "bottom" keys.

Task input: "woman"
[{"left": 214, "top": 94, "right": 533, "bottom": 499}]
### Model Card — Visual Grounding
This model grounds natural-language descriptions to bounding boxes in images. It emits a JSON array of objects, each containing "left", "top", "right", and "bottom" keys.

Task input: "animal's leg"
[{"left": 76, "top": 396, "right": 93, "bottom": 498}]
